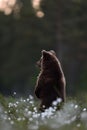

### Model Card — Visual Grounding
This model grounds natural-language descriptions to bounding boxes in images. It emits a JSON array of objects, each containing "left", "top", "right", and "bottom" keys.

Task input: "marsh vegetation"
[{"left": 0, "top": 94, "right": 87, "bottom": 130}]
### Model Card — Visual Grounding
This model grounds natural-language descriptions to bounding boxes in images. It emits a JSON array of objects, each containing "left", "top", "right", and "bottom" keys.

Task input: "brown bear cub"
[{"left": 34, "top": 50, "right": 66, "bottom": 111}]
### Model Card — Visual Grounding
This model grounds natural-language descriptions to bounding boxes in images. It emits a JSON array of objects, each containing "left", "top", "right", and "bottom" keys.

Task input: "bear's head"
[
  {"left": 36, "top": 50, "right": 57, "bottom": 69},
  {"left": 37, "top": 50, "right": 60, "bottom": 72}
]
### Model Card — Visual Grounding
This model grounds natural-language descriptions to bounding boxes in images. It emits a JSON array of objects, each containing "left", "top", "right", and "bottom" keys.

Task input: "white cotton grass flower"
[
  {"left": 10, "top": 121, "right": 14, "bottom": 125},
  {"left": 28, "top": 111, "right": 32, "bottom": 116},
  {"left": 29, "top": 100, "right": 34, "bottom": 105},
  {"left": 52, "top": 98, "right": 62, "bottom": 106},
  {"left": 17, "top": 117, "right": 22, "bottom": 121},
  {"left": 16, "top": 109, "right": 19, "bottom": 113},
  {"left": 24, "top": 108, "right": 28, "bottom": 112},
  {"left": 74, "top": 104, "right": 78, "bottom": 109},
  {"left": 29, "top": 117, "right": 33, "bottom": 122},
  {"left": 23, "top": 99, "right": 26, "bottom": 103},
  {"left": 26, "top": 98, "right": 30, "bottom": 102},
  {"left": 16, "top": 101, "right": 19, "bottom": 105},
  {"left": 8, "top": 103, "right": 14, "bottom": 108},
  {"left": 33, "top": 107, "right": 38, "bottom": 112},
  {"left": 83, "top": 108, "right": 87, "bottom": 112},
  {"left": 8, "top": 117, "right": 11, "bottom": 121},
  {"left": 77, "top": 123, "right": 81, "bottom": 128},
  {"left": 32, "top": 113, "right": 40, "bottom": 119},
  {"left": 13, "top": 103, "right": 18, "bottom": 108},
  {"left": 29, "top": 95, "right": 34, "bottom": 100},
  {"left": 13, "top": 92, "right": 16, "bottom": 96}
]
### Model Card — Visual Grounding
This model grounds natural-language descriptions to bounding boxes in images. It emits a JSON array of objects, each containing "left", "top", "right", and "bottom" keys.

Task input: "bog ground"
[{"left": 0, "top": 94, "right": 87, "bottom": 130}]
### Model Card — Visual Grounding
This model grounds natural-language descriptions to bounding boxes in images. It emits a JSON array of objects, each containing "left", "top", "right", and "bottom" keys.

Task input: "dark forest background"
[{"left": 0, "top": 0, "right": 87, "bottom": 97}]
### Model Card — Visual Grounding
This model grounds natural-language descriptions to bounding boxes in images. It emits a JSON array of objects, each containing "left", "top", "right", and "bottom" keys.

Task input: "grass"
[{"left": 0, "top": 94, "right": 87, "bottom": 130}]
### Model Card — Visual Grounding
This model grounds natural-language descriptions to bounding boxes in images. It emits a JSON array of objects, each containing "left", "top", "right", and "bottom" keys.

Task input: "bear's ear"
[
  {"left": 50, "top": 50, "right": 56, "bottom": 56},
  {"left": 42, "top": 50, "right": 48, "bottom": 55},
  {"left": 42, "top": 50, "right": 50, "bottom": 60},
  {"left": 41, "top": 50, "right": 47, "bottom": 54}
]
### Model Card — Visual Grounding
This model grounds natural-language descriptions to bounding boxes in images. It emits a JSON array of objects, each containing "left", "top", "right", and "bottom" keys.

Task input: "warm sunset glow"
[
  {"left": 31, "top": 0, "right": 44, "bottom": 18},
  {"left": 0, "top": 0, "right": 21, "bottom": 15},
  {"left": 36, "top": 11, "right": 44, "bottom": 18},
  {"left": 32, "top": 0, "right": 41, "bottom": 10}
]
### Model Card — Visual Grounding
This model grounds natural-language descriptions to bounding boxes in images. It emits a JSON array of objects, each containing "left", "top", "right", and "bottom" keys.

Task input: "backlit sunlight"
[
  {"left": 32, "top": 0, "right": 41, "bottom": 9},
  {"left": 31, "top": 0, "right": 44, "bottom": 18},
  {"left": 0, "top": 0, "right": 21, "bottom": 15}
]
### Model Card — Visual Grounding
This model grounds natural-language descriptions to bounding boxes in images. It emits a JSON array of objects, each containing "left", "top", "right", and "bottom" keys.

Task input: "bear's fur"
[{"left": 34, "top": 50, "right": 66, "bottom": 111}]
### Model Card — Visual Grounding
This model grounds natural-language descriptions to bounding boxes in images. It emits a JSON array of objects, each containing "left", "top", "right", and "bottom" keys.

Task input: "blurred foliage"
[{"left": 0, "top": 0, "right": 87, "bottom": 96}]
